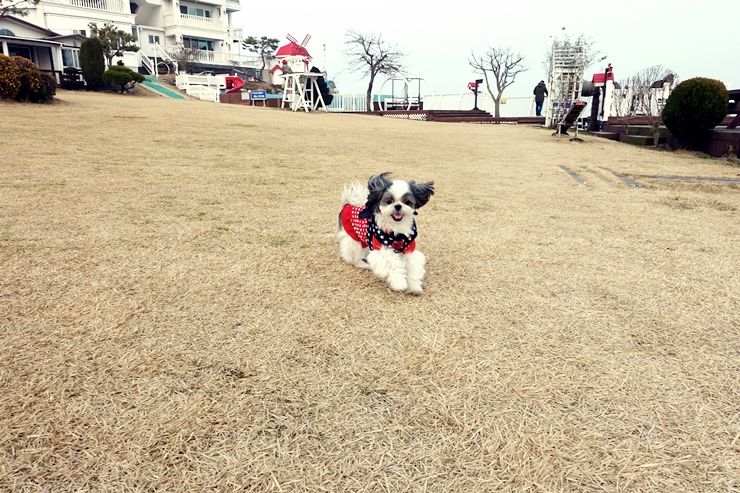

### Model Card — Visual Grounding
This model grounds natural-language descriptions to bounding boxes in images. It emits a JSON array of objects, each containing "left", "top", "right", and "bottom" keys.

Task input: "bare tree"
[
  {"left": 0, "top": 0, "right": 40, "bottom": 17},
  {"left": 344, "top": 30, "right": 404, "bottom": 112},
  {"left": 469, "top": 47, "right": 527, "bottom": 117},
  {"left": 615, "top": 65, "right": 677, "bottom": 146},
  {"left": 168, "top": 46, "right": 201, "bottom": 74}
]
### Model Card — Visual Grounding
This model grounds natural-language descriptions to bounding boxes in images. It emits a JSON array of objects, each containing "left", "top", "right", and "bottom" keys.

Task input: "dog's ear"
[
  {"left": 367, "top": 172, "right": 392, "bottom": 193},
  {"left": 359, "top": 172, "right": 392, "bottom": 219},
  {"left": 409, "top": 180, "right": 435, "bottom": 209}
]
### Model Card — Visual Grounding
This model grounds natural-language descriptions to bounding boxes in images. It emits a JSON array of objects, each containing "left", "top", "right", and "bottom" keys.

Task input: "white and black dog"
[{"left": 338, "top": 172, "right": 434, "bottom": 294}]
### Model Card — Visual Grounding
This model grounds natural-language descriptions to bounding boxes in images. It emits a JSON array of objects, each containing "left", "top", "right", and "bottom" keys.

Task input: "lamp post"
[
  {"left": 470, "top": 78, "right": 483, "bottom": 111},
  {"left": 599, "top": 63, "right": 612, "bottom": 127}
]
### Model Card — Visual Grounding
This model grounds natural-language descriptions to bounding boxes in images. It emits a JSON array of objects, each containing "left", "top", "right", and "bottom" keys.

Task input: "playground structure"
[
  {"left": 266, "top": 34, "right": 334, "bottom": 112},
  {"left": 269, "top": 34, "right": 313, "bottom": 82},
  {"left": 375, "top": 76, "right": 433, "bottom": 111},
  {"left": 174, "top": 73, "right": 245, "bottom": 102},
  {"left": 281, "top": 71, "right": 330, "bottom": 112},
  {"left": 545, "top": 37, "right": 589, "bottom": 129}
]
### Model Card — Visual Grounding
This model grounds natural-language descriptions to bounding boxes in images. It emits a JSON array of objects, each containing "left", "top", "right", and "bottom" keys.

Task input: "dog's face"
[{"left": 360, "top": 172, "right": 434, "bottom": 230}]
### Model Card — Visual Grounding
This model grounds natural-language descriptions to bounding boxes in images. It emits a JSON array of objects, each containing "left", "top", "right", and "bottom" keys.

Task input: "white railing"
[
  {"left": 153, "top": 43, "right": 178, "bottom": 74},
  {"left": 175, "top": 73, "right": 221, "bottom": 89},
  {"left": 180, "top": 13, "right": 219, "bottom": 27},
  {"left": 422, "top": 93, "right": 537, "bottom": 117},
  {"left": 194, "top": 50, "right": 215, "bottom": 62},
  {"left": 48, "top": 0, "right": 128, "bottom": 13},
  {"left": 175, "top": 73, "right": 222, "bottom": 102},
  {"left": 140, "top": 52, "right": 154, "bottom": 75},
  {"left": 185, "top": 85, "right": 220, "bottom": 102},
  {"left": 327, "top": 94, "right": 368, "bottom": 112}
]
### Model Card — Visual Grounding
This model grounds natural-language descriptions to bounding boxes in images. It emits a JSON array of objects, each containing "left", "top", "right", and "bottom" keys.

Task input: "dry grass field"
[{"left": 1, "top": 90, "right": 738, "bottom": 492}]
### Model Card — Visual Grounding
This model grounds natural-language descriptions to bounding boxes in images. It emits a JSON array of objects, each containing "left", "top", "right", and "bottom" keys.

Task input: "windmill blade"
[
  {"left": 286, "top": 34, "right": 298, "bottom": 44},
  {"left": 301, "top": 34, "right": 311, "bottom": 46}
]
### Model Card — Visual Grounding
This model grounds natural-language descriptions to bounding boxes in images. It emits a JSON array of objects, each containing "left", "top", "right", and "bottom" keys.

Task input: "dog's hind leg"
[
  {"left": 338, "top": 230, "right": 370, "bottom": 269},
  {"left": 404, "top": 250, "right": 426, "bottom": 295}
]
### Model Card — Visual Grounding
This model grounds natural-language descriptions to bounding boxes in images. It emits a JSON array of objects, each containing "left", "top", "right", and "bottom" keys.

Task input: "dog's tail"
[{"left": 340, "top": 181, "right": 368, "bottom": 207}]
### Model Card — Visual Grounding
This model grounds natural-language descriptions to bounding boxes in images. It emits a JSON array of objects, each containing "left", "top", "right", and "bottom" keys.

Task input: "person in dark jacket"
[{"left": 533, "top": 81, "right": 548, "bottom": 116}]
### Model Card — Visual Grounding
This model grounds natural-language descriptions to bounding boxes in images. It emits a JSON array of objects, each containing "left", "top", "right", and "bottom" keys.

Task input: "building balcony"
[
  {"left": 225, "top": 0, "right": 240, "bottom": 11},
  {"left": 179, "top": 13, "right": 224, "bottom": 30},
  {"left": 163, "top": 13, "right": 227, "bottom": 33},
  {"left": 228, "top": 27, "right": 242, "bottom": 40},
  {"left": 45, "top": 0, "right": 130, "bottom": 14}
]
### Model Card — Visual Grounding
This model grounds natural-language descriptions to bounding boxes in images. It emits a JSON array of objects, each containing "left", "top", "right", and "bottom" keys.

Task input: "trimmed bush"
[
  {"left": 662, "top": 77, "right": 728, "bottom": 150},
  {"left": 80, "top": 37, "right": 105, "bottom": 90},
  {"left": 13, "top": 56, "right": 43, "bottom": 102},
  {"left": 0, "top": 54, "right": 21, "bottom": 99},
  {"left": 35, "top": 73, "right": 57, "bottom": 102},
  {"left": 102, "top": 65, "right": 145, "bottom": 93}
]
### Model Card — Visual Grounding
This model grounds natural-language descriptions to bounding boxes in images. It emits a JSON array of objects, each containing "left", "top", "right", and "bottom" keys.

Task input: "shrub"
[
  {"left": 0, "top": 54, "right": 21, "bottom": 99},
  {"left": 13, "top": 56, "right": 43, "bottom": 102},
  {"left": 80, "top": 37, "right": 105, "bottom": 90},
  {"left": 102, "top": 65, "right": 145, "bottom": 93},
  {"left": 35, "top": 73, "right": 57, "bottom": 102},
  {"left": 662, "top": 77, "right": 728, "bottom": 150}
]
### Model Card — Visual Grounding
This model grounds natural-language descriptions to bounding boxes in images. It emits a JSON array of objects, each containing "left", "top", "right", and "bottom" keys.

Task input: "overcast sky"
[{"left": 234, "top": 0, "right": 736, "bottom": 96}]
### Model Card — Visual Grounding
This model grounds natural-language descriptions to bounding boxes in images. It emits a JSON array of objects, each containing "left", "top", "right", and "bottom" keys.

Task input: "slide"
[
  {"left": 556, "top": 101, "right": 587, "bottom": 134},
  {"left": 224, "top": 76, "right": 245, "bottom": 94}
]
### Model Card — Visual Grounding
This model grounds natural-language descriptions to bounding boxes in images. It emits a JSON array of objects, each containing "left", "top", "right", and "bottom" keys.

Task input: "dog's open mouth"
[{"left": 391, "top": 212, "right": 404, "bottom": 222}]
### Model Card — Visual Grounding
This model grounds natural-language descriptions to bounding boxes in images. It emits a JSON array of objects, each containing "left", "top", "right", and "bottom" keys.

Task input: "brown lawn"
[{"left": 1, "top": 90, "right": 738, "bottom": 492}]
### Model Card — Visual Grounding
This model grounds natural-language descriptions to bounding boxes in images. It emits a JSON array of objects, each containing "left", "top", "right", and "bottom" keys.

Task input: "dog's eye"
[
  {"left": 404, "top": 200, "right": 412, "bottom": 206},
  {"left": 385, "top": 199, "right": 393, "bottom": 205}
]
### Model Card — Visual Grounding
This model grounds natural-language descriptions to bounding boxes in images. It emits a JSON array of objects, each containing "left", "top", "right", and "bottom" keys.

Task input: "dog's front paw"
[
  {"left": 388, "top": 275, "right": 408, "bottom": 292},
  {"left": 405, "top": 283, "right": 423, "bottom": 295},
  {"left": 356, "top": 258, "right": 371, "bottom": 270}
]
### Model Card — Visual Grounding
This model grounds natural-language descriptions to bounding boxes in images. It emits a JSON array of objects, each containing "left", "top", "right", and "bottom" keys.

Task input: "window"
[
  {"left": 0, "top": 29, "right": 15, "bottom": 36},
  {"left": 148, "top": 34, "right": 160, "bottom": 44},
  {"left": 8, "top": 45, "right": 32, "bottom": 61},
  {"left": 73, "top": 29, "right": 87, "bottom": 36},
  {"left": 180, "top": 5, "right": 211, "bottom": 17},
  {"left": 182, "top": 37, "right": 213, "bottom": 51},
  {"left": 62, "top": 48, "right": 81, "bottom": 68}
]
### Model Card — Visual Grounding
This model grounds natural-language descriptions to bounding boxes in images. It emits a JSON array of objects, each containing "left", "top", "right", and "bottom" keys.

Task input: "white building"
[{"left": 6, "top": 0, "right": 258, "bottom": 74}]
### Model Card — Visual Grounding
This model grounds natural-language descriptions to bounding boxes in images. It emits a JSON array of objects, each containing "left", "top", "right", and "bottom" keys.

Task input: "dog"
[{"left": 337, "top": 172, "right": 434, "bottom": 294}]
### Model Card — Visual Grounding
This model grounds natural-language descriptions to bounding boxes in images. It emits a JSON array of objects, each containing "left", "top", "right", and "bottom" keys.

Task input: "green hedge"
[
  {"left": 102, "top": 65, "right": 145, "bottom": 93},
  {"left": 80, "top": 37, "right": 105, "bottom": 90},
  {"left": 662, "top": 78, "right": 728, "bottom": 150}
]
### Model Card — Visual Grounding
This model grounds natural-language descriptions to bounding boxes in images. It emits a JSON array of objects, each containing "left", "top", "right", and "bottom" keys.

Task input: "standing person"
[{"left": 533, "top": 80, "right": 548, "bottom": 116}]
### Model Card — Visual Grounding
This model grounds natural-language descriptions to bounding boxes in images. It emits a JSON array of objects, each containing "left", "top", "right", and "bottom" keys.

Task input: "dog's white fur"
[{"left": 338, "top": 180, "right": 427, "bottom": 294}]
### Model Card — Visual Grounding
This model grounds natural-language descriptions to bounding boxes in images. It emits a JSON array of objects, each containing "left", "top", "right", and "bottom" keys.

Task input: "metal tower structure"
[{"left": 545, "top": 37, "right": 589, "bottom": 128}]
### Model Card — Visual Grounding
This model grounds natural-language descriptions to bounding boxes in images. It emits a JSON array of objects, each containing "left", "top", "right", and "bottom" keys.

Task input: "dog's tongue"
[{"left": 392, "top": 213, "right": 403, "bottom": 222}]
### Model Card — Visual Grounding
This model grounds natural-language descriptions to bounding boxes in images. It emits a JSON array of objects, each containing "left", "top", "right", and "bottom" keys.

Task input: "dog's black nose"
[{"left": 394, "top": 204, "right": 402, "bottom": 211}]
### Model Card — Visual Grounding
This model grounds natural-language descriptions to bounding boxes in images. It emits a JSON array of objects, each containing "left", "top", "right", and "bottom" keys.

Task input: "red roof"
[{"left": 275, "top": 41, "right": 310, "bottom": 58}]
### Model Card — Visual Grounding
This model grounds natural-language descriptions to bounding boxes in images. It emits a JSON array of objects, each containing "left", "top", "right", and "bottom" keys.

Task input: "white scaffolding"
[{"left": 545, "top": 39, "right": 588, "bottom": 128}]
